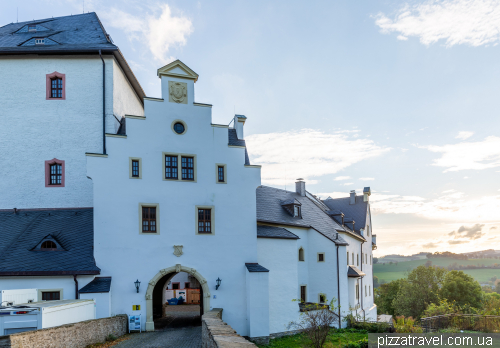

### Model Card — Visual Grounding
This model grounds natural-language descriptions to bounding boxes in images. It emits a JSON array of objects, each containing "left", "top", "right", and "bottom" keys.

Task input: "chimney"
[
  {"left": 349, "top": 190, "right": 356, "bottom": 205},
  {"left": 363, "top": 187, "right": 371, "bottom": 202},
  {"left": 295, "top": 178, "right": 305, "bottom": 196},
  {"left": 234, "top": 114, "right": 247, "bottom": 140}
]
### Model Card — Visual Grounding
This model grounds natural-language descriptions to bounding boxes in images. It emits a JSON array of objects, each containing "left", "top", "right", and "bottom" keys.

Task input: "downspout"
[
  {"left": 361, "top": 242, "right": 365, "bottom": 321},
  {"left": 74, "top": 275, "right": 79, "bottom": 299},
  {"left": 99, "top": 50, "right": 106, "bottom": 155},
  {"left": 336, "top": 244, "right": 341, "bottom": 329}
]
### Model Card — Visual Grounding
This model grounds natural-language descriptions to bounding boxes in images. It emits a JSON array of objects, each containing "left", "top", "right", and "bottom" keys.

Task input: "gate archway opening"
[{"left": 145, "top": 264, "right": 211, "bottom": 331}]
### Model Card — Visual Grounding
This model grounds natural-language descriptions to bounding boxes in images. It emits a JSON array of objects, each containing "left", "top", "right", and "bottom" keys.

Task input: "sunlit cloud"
[
  {"left": 449, "top": 223, "right": 485, "bottom": 240},
  {"left": 246, "top": 129, "right": 390, "bottom": 186},
  {"left": 374, "top": 0, "right": 500, "bottom": 47},
  {"left": 343, "top": 183, "right": 354, "bottom": 186},
  {"left": 359, "top": 177, "right": 375, "bottom": 181},
  {"left": 334, "top": 176, "right": 351, "bottom": 181},
  {"left": 420, "top": 136, "right": 500, "bottom": 172},
  {"left": 100, "top": 4, "right": 193, "bottom": 62},
  {"left": 456, "top": 131, "right": 474, "bottom": 140}
]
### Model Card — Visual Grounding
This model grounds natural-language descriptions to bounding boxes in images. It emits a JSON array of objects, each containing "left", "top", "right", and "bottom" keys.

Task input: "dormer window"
[
  {"left": 41, "top": 241, "right": 57, "bottom": 250},
  {"left": 35, "top": 38, "right": 45, "bottom": 45},
  {"left": 294, "top": 205, "right": 300, "bottom": 217},
  {"left": 28, "top": 24, "right": 36, "bottom": 32}
]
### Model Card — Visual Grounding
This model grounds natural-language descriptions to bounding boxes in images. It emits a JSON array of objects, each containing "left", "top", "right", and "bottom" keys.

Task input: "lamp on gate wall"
[
  {"left": 215, "top": 277, "right": 222, "bottom": 290},
  {"left": 134, "top": 279, "right": 141, "bottom": 293}
]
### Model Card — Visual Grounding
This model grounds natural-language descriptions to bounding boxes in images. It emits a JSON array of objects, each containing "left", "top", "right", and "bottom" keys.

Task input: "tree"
[
  {"left": 373, "top": 257, "right": 379, "bottom": 264},
  {"left": 374, "top": 279, "right": 404, "bottom": 316},
  {"left": 373, "top": 275, "right": 380, "bottom": 288},
  {"left": 392, "top": 265, "right": 447, "bottom": 319},
  {"left": 495, "top": 279, "right": 500, "bottom": 294},
  {"left": 440, "top": 270, "right": 483, "bottom": 308}
]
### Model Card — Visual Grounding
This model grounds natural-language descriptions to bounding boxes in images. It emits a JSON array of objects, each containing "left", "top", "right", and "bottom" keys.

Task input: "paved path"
[{"left": 115, "top": 305, "right": 202, "bottom": 348}]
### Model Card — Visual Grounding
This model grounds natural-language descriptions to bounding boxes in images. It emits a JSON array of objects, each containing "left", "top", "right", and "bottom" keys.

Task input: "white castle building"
[{"left": 0, "top": 13, "right": 377, "bottom": 340}]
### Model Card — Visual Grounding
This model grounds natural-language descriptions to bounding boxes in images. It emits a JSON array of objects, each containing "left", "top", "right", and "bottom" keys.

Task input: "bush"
[
  {"left": 393, "top": 316, "right": 423, "bottom": 333},
  {"left": 105, "top": 334, "right": 117, "bottom": 342},
  {"left": 341, "top": 338, "right": 368, "bottom": 348}
]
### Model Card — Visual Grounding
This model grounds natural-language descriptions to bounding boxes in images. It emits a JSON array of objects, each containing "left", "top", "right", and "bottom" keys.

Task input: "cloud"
[
  {"left": 359, "top": 177, "right": 375, "bottom": 181},
  {"left": 491, "top": 226, "right": 497, "bottom": 230},
  {"left": 456, "top": 131, "right": 474, "bottom": 140},
  {"left": 423, "top": 242, "right": 438, "bottom": 249},
  {"left": 456, "top": 223, "right": 485, "bottom": 239},
  {"left": 315, "top": 190, "right": 500, "bottom": 223},
  {"left": 246, "top": 129, "right": 390, "bottom": 186},
  {"left": 374, "top": 0, "right": 500, "bottom": 47},
  {"left": 449, "top": 240, "right": 468, "bottom": 244},
  {"left": 420, "top": 136, "right": 500, "bottom": 172},
  {"left": 100, "top": 4, "right": 193, "bottom": 62},
  {"left": 343, "top": 183, "right": 354, "bottom": 186},
  {"left": 334, "top": 176, "right": 351, "bottom": 181}
]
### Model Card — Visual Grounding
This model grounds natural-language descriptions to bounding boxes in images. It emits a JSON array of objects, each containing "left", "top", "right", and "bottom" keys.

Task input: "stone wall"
[
  {"left": 202, "top": 309, "right": 257, "bottom": 348},
  {"left": 0, "top": 314, "right": 127, "bottom": 348}
]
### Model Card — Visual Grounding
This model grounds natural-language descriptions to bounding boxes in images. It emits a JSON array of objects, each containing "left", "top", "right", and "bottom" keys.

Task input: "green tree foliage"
[
  {"left": 392, "top": 265, "right": 447, "bottom": 319},
  {"left": 374, "top": 279, "right": 404, "bottom": 316},
  {"left": 495, "top": 279, "right": 500, "bottom": 294},
  {"left": 440, "top": 271, "right": 483, "bottom": 308},
  {"left": 373, "top": 276, "right": 379, "bottom": 288}
]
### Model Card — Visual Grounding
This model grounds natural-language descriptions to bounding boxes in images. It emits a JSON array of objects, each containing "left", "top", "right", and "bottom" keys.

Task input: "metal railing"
[{"left": 421, "top": 314, "right": 500, "bottom": 333}]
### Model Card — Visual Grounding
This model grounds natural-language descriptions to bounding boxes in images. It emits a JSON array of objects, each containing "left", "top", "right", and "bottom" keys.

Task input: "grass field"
[{"left": 374, "top": 258, "right": 500, "bottom": 284}]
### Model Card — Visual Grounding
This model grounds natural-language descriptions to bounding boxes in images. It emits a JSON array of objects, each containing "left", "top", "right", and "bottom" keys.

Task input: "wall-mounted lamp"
[
  {"left": 134, "top": 279, "right": 141, "bottom": 293},
  {"left": 215, "top": 277, "right": 222, "bottom": 290}
]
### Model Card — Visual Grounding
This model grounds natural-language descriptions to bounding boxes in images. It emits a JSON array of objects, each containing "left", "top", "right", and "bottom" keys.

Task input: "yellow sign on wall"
[{"left": 132, "top": 305, "right": 140, "bottom": 311}]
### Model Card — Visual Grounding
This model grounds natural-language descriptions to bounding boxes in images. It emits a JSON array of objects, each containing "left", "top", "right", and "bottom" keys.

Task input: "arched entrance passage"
[{"left": 145, "top": 264, "right": 211, "bottom": 331}]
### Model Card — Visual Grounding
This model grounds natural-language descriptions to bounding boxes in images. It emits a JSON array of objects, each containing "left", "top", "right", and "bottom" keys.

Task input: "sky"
[{"left": 3, "top": 0, "right": 500, "bottom": 256}]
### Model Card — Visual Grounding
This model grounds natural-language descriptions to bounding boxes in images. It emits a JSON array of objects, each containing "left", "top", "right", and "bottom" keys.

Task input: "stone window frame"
[
  {"left": 38, "top": 288, "right": 63, "bottom": 301},
  {"left": 139, "top": 203, "right": 160, "bottom": 235},
  {"left": 317, "top": 252, "right": 325, "bottom": 262},
  {"left": 129, "top": 157, "right": 142, "bottom": 179},
  {"left": 215, "top": 163, "right": 227, "bottom": 184},
  {"left": 162, "top": 152, "right": 197, "bottom": 183},
  {"left": 195, "top": 205, "right": 215, "bottom": 235},
  {"left": 45, "top": 158, "right": 65, "bottom": 187},
  {"left": 171, "top": 119, "right": 188, "bottom": 135},
  {"left": 46, "top": 71, "right": 66, "bottom": 100},
  {"left": 298, "top": 247, "right": 305, "bottom": 262}
]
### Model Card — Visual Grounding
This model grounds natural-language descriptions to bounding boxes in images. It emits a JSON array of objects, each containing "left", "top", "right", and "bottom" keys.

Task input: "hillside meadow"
[{"left": 374, "top": 258, "right": 500, "bottom": 284}]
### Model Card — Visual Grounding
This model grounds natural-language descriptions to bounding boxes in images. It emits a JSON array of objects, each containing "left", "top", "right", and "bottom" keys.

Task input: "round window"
[{"left": 173, "top": 122, "right": 185, "bottom": 134}]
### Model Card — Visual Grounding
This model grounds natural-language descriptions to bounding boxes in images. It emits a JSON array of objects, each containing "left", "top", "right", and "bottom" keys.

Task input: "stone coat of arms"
[
  {"left": 173, "top": 245, "right": 183, "bottom": 257},
  {"left": 168, "top": 81, "right": 187, "bottom": 104}
]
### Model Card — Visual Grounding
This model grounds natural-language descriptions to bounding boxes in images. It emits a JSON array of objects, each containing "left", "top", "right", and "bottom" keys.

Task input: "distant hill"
[{"left": 374, "top": 257, "right": 500, "bottom": 285}]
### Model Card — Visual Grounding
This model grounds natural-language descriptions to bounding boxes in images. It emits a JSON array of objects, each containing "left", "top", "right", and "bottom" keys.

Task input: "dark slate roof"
[
  {"left": 322, "top": 195, "right": 369, "bottom": 234},
  {"left": 257, "top": 225, "right": 300, "bottom": 239},
  {"left": 245, "top": 263, "right": 269, "bottom": 272},
  {"left": 0, "top": 208, "right": 100, "bottom": 275},
  {"left": 0, "top": 13, "right": 116, "bottom": 52},
  {"left": 256, "top": 186, "right": 348, "bottom": 245},
  {"left": 348, "top": 265, "right": 366, "bottom": 277},
  {"left": 79, "top": 277, "right": 111, "bottom": 293},
  {"left": 0, "top": 12, "right": 145, "bottom": 101},
  {"left": 228, "top": 128, "right": 251, "bottom": 165}
]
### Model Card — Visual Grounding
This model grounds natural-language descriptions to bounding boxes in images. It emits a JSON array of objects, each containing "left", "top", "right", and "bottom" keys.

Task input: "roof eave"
[{"left": 0, "top": 270, "right": 100, "bottom": 276}]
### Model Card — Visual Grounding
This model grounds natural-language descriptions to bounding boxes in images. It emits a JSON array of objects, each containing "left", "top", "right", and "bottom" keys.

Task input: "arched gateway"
[{"left": 145, "top": 264, "right": 211, "bottom": 331}]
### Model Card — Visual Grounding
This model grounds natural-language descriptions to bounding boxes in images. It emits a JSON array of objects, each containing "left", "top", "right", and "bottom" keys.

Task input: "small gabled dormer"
[
  {"left": 31, "top": 235, "right": 64, "bottom": 251},
  {"left": 326, "top": 209, "right": 344, "bottom": 226},
  {"left": 344, "top": 218, "right": 355, "bottom": 232},
  {"left": 281, "top": 199, "right": 302, "bottom": 218}
]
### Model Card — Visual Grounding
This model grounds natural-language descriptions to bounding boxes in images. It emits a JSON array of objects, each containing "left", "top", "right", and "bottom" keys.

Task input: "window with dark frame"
[
  {"left": 49, "top": 163, "right": 62, "bottom": 185},
  {"left": 185, "top": 282, "right": 190, "bottom": 289},
  {"left": 319, "top": 294, "right": 326, "bottom": 303},
  {"left": 300, "top": 286, "right": 306, "bottom": 302},
  {"left": 41, "top": 241, "right": 57, "bottom": 250},
  {"left": 51, "top": 77, "right": 63, "bottom": 98},
  {"left": 172, "top": 283, "right": 179, "bottom": 290},
  {"left": 198, "top": 209, "right": 211, "bottom": 233},
  {"left": 318, "top": 253, "right": 324, "bottom": 262},
  {"left": 181, "top": 156, "right": 194, "bottom": 180},
  {"left": 132, "top": 160, "right": 139, "bottom": 177},
  {"left": 298, "top": 248, "right": 304, "bottom": 261},
  {"left": 42, "top": 291, "right": 60, "bottom": 301},
  {"left": 28, "top": 24, "right": 36, "bottom": 31},
  {"left": 165, "top": 155, "right": 178, "bottom": 179},
  {"left": 218, "top": 166, "right": 224, "bottom": 182},
  {"left": 142, "top": 207, "right": 157, "bottom": 233}
]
